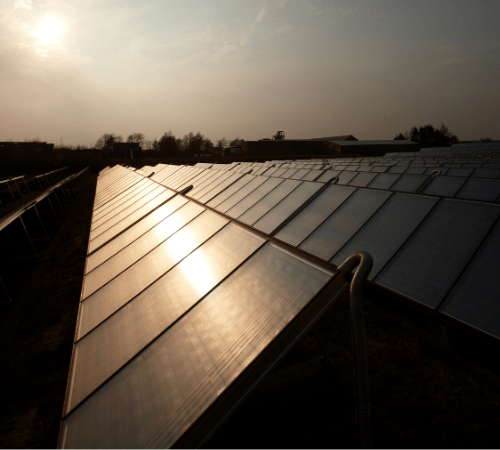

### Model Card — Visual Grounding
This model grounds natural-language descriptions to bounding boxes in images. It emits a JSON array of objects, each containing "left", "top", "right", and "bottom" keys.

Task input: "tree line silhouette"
[
  {"left": 394, "top": 123, "right": 459, "bottom": 148},
  {"left": 93, "top": 132, "right": 244, "bottom": 157}
]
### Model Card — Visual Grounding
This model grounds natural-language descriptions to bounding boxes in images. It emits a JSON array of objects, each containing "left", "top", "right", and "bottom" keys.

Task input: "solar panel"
[
  {"left": 253, "top": 182, "right": 323, "bottom": 234},
  {"left": 300, "top": 169, "right": 324, "bottom": 181},
  {"left": 82, "top": 202, "right": 205, "bottom": 299},
  {"left": 206, "top": 174, "right": 255, "bottom": 208},
  {"left": 446, "top": 168, "right": 473, "bottom": 177},
  {"left": 386, "top": 166, "right": 406, "bottom": 174},
  {"left": 471, "top": 168, "right": 500, "bottom": 179},
  {"left": 439, "top": 220, "right": 500, "bottom": 339},
  {"left": 275, "top": 184, "right": 355, "bottom": 246},
  {"left": 280, "top": 168, "right": 299, "bottom": 179},
  {"left": 315, "top": 170, "right": 340, "bottom": 183},
  {"left": 90, "top": 186, "right": 166, "bottom": 240},
  {"left": 93, "top": 173, "right": 141, "bottom": 209},
  {"left": 455, "top": 178, "right": 500, "bottom": 202},
  {"left": 79, "top": 211, "right": 229, "bottom": 339},
  {"left": 65, "top": 223, "right": 265, "bottom": 415},
  {"left": 91, "top": 182, "right": 160, "bottom": 231},
  {"left": 299, "top": 188, "right": 391, "bottom": 260},
  {"left": 238, "top": 179, "right": 301, "bottom": 225},
  {"left": 389, "top": 174, "right": 427, "bottom": 193},
  {"left": 60, "top": 242, "right": 339, "bottom": 449},
  {"left": 336, "top": 171, "right": 358, "bottom": 185},
  {"left": 224, "top": 177, "right": 283, "bottom": 219},
  {"left": 348, "top": 172, "right": 377, "bottom": 187},
  {"left": 331, "top": 193, "right": 438, "bottom": 279},
  {"left": 404, "top": 167, "right": 426, "bottom": 175},
  {"left": 196, "top": 172, "right": 244, "bottom": 204},
  {"left": 421, "top": 176, "right": 467, "bottom": 197},
  {"left": 366, "top": 173, "right": 400, "bottom": 190},
  {"left": 292, "top": 169, "right": 312, "bottom": 180},
  {"left": 85, "top": 196, "right": 189, "bottom": 273},
  {"left": 92, "top": 178, "right": 151, "bottom": 221},
  {"left": 375, "top": 199, "right": 500, "bottom": 308},
  {"left": 88, "top": 188, "right": 177, "bottom": 257},
  {"left": 215, "top": 176, "right": 268, "bottom": 213}
]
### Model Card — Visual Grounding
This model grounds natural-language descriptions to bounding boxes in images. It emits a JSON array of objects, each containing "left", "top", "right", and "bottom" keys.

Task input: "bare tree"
[
  {"left": 127, "top": 133, "right": 145, "bottom": 146},
  {"left": 95, "top": 133, "right": 123, "bottom": 151}
]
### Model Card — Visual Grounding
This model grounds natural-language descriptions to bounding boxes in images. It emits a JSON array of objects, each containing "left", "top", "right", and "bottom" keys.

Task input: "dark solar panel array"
[
  {"left": 60, "top": 143, "right": 500, "bottom": 447},
  {"left": 59, "top": 164, "right": 350, "bottom": 448}
]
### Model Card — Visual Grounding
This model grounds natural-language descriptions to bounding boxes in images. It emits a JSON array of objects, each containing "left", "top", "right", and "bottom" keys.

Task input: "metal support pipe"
[
  {"left": 337, "top": 251, "right": 373, "bottom": 449},
  {"left": 6, "top": 181, "right": 16, "bottom": 199},
  {"left": 46, "top": 196, "right": 60, "bottom": 223},
  {"left": 33, "top": 205, "right": 50, "bottom": 240},
  {"left": 19, "top": 216, "right": 38, "bottom": 258}
]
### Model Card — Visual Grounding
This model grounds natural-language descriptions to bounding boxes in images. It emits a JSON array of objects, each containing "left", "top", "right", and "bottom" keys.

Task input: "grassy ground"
[{"left": 0, "top": 173, "right": 499, "bottom": 448}]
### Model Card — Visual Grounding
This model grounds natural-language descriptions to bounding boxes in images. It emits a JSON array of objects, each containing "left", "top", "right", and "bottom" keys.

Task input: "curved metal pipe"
[{"left": 338, "top": 251, "right": 373, "bottom": 448}]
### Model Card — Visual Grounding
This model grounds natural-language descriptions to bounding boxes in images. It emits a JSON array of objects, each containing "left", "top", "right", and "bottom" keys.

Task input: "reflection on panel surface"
[
  {"left": 300, "top": 188, "right": 391, "bottom": 260},
  {"left": 82, "top": 202, "right": 205, "bottom": 299},
  {"left": 78, "top": 211, "right": 228, "bottom": 339},
  {"left": 331, "top": 193, "right": 438, "bottom": 279},
  {"left": 275, "top": 184, "right": 355, "bottom": 246},
  {"left": 91, "top": 183, "right": 160, "bottom": 232},
  {"left": 92, "top": 179, "right": 151, "bottom": 224},
  {"left": 376, "top": 199, "right": 500, "bottom": 308},
  {"left": 66, "top": 224, "right": 265, "bottom": 415},
  {"left": 439, "top": 220, "right": 500, "bottom": 339},
  {"left": 61, "top": 243, "right": 333, "bottom": 449},
  {"left": 85, "top": 196, "right": 188, "bottom": 273},
  {"left": 90, "top": 186, "right": 165, "bottom": 240},
  {"left": 88, "top": 189, "right": 176, "bottom": 254}
]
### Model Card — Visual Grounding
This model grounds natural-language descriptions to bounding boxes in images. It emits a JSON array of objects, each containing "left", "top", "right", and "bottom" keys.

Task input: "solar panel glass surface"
[
  {"left": 275, "top": 184, "right": 355, "bottom": 246},
  {"left": 439, "top": 220, "right": 500, "bottom": 339},
  {"left": 299, "top": 188, "right": 391, "bottom": 260},
  {"left": 79, "top": 211, "right": 228, "bottom": 338},
  {"left": 66, "top": 223, "right": 265, "bottom": 415},
  {"left": 375, "top": 199, "right": 500, "bottom": 308},
  {"left": 61, "top": 242, "right": 333, "bottom": 449},
  {"left": 331, "top": 193, "right": 438, "bottom": 278}
]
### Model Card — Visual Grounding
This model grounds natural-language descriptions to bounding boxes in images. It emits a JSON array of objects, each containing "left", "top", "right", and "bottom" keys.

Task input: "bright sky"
[{"left": 1, "top": 0, "right": 499, "bottom": 146}]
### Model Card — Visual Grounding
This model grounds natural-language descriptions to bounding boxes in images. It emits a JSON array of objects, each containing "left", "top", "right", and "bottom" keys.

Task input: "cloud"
[
  {"left": 240, "top": 6, "right": 266, "bottom": 47},
  {"left": 14, "top": 0, "right": 31, "bottom": 9}
]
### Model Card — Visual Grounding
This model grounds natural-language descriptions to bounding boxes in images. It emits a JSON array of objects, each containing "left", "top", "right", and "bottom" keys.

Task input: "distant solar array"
[
  {"left": 0, "top": 168, "right": 90, "bottom": 301},
  {"left": 60, "top": 142, "right": 500, "bottom": 448}
]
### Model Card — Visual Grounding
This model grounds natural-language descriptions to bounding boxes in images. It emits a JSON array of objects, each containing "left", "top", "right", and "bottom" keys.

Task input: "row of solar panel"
[
  {"left": 148, "top": 162, "right": 500, "bottom": 346},
  {"left": 60, "top": 164, "right": 349, "bottom": 448},
  {"left": 212, "top": 165, "right": 500, "bottom": 204},
  {"left": 238, "top": 157, "right": 500, "bottom": 169},
  {"left": 83, "top": 162, "right": 500, "bottom": 355}
]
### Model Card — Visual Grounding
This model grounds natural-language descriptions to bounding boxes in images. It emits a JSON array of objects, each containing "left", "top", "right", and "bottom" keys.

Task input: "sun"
[{"left": 37, "top": 16, "right": 63, "bottom": 45}]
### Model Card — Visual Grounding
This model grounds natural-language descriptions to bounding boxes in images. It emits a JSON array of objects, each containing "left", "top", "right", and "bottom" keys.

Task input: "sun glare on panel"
[{"left": 37, "top": 16, "right": 63, "bottom": 45}]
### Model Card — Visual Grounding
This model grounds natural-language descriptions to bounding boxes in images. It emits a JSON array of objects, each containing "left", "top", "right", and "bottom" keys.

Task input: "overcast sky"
[{"left": 1, "top": 0, "right": 499, "bottom": 146}]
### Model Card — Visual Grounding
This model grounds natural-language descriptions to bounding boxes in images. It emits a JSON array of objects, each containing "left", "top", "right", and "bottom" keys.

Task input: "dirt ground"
[{"left": 0, "top": 173, "right": 499, "bottom": 448}]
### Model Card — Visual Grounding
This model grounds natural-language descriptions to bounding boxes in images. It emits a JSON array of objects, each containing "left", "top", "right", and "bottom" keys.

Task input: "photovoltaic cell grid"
[{"left": 60, "top": 165, "right": 348, "bottom": 448}]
